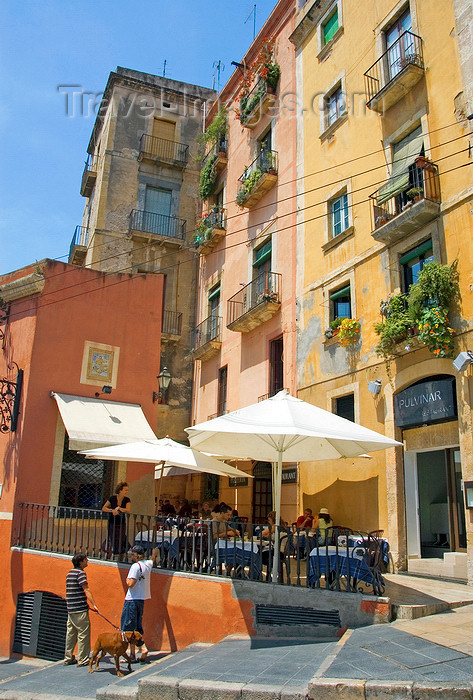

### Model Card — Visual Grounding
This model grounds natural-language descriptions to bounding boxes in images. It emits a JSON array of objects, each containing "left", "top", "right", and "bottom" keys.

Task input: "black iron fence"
[
  {"left": 364, "top": 30, "right": 424, "bottom": 105},
  {"left": 162, "top": 310, "right": 183, "bottom": 337},
  {"left": 227, "top": 272, "right": 281, "bottom": 327},
  {"left": 370, "top": 158, "right": 440, "bottom": 229},
  {"left": 191, "top": 315, "right": 222, "bottom": 352},
  {"left": 15, "top": 504, "right": 387, "bottom": 596},
  {"left": 69, "top": 226, "right": 89, "bottom": 258},
  {"left": 129, "top": 210, "right": 186, "bottom": 240},
  {"left": 139, "top": 134, "right": 189, "bottom": 166}
]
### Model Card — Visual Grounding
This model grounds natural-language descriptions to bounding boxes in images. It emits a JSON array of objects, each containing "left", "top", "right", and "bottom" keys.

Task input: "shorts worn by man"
[
  {"left": 64, "top": 554, "right": 98, "bottom": 666},
  {"left": 121, "top": 545, "right": 158, "bottom": 662}
]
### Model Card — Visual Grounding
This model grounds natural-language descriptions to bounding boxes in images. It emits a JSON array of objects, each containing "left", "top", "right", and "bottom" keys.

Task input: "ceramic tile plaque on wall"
[{"left": 80, "top": 340, "right": 120, "bottom": 388}]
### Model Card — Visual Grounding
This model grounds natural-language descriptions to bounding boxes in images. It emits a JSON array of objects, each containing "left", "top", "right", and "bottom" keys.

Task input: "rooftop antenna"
[
  {"left": 212, "top": 60, "right": 225, "bottom": 91},
  {"left": 162, "top": 59, "right": 167, "bottom": 78},
  {"left": 245, "top": 4, "right": 257, "bottom": 41}
]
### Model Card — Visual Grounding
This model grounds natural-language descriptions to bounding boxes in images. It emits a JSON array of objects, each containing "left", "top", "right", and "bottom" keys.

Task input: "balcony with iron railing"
[
  {"left": 139, "top": 134, "right": 189, "bottom": 167},
  {"left": 161, "top": 310, "right": 183, "bottom": 342},
  {"left": 129, "top": 209, "right": 186, "bottom": 244},
  {"left": 14, "top": 503, "right": 388, "bottom": 596},
  {"left": 80, "top": 154, "right": 98, "bottom": 197},
  {"left": 68, "top": 225, "right": 89, "bottom": 266},
  {"left": 370, "top": 157, "right": 441, "bottom": 245},
  {"left": 191, "top": 315, "right": 222, "bottom": 361},
  {"left": 193, "top": 208, "right": 226, "bottom": 255},
  {"left": 227, "top": 272, "right": 282, "bottom": 333},
  {"left": 239, "top": 78, "right": 278, "bottom": 128},
  {"left": 201, "top": 138, "right": 228, "bottom": 175},
  {"left": 236, "top": 150, "right": 278, "bottom": 208},
  {"left": 364, "top": 31, "right": 424, "bottom": 113}
]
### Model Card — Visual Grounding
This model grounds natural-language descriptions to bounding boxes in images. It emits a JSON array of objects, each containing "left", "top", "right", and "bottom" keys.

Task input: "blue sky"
[{"left": 0, "top": 0, "right": 278, "bottom": 275}]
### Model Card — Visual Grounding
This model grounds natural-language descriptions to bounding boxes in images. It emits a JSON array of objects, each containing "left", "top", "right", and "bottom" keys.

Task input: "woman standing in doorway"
[{"left": 102, "top": 482, "right": 131, "bottom": 555}]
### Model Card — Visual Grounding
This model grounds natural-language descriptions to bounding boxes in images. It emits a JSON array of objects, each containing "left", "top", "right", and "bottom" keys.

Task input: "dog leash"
[{"left": 89, "top": 608, "right": 124, "bottom": 636}]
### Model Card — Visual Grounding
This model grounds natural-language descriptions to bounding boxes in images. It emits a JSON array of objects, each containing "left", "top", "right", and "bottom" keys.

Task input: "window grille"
[{"left": 59, "top": 435, "right": 114, "bottom": 510}]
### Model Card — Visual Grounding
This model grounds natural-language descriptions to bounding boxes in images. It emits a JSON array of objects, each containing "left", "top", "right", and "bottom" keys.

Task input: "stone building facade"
[{"left": 70, "top": 67, "right": 216, "bottom": 441}]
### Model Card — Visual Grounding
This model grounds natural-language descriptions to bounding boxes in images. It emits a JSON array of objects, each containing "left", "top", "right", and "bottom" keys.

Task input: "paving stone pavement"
[{"left": 3, "top": 603, "right": 473, "bottom": 698}]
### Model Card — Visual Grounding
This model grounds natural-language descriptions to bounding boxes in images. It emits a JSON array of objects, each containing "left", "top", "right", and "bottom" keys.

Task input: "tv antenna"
[
  {"left": 212, "top": 60, "right": 225, "bottom": 91},
  {"left": 245, "top": 4, "right": 257, "bottom": 41},
  {"left": 162, "top": 59, "right": 167, "bottom": 78}
]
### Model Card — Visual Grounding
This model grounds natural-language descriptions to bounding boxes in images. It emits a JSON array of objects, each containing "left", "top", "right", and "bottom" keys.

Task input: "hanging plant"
[
  {"left": 192, "top": 215, "right": 213, "bottom": 247},
  {"left": 337, "top": 318, "right": 361, "bottom": 346},
  {"left": 199, "top": 153, "right": 218, "bottom": 200},
  {"left": 417, "top": 306, "right": 456, "bottom": 357},
  {"left": 375, "top": 261, "right": 460, "bottom": 362},
  {"left": 199, "top": 106, "right": 228, "bottom": 149},
  {"left": 236, "top": 36, "right": 280, "bottom": 124}
]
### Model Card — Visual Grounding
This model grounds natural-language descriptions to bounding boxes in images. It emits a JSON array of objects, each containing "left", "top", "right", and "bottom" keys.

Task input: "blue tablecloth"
[
  {"left": 211, "top": 540, "right": 262, "bottom": 580},
  {"left": 308, "top": 546, "right": 383, "bottom": 592},
  {"left": 134, "top": 531, "right": 179, "bottom": 560}
]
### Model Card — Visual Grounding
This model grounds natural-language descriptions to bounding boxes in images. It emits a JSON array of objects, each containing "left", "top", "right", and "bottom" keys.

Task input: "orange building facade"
[
  {"left": 0, "top": 260, "right": 165, "bottom": 655},
  {"left": 191, "top": 0, "right": 300, "bottom": 523}
]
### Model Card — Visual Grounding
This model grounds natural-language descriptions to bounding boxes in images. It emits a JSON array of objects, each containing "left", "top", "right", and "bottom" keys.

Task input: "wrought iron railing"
[
  {"left": 14, "top": 504, "right": 387, "bottom": 595},
  {"left": 370, "top": 158, "right": 440, "bottom": 229},
  {"left": 84, "top": 153, "right": 98, "bottom": 173},
  {"left": 238, "top": 149, "right": 278, "bottom": 186},
  {"left": 201, "top": 139, "right": 227, "bottom": 168},
  {"left": 191, "top": 315, "right": 222, "bottom": 352},
  {"left": 227, "top": 272, "right": 281, "bottom": 326},
  {"left": 69, "top": 226, "right": 89, "bottom": 258},
  {"left": 129, "top": 210, "right": 186, "bottom": 240},
  {"left": 162, "top": 310, "right": 183, "bottom": 337},
  {"left": 139, "top": 134, "right": 189, "bottom": 165},
  {"left": 364, "top": 31, "right": 424, "bottom": 105},
  {"left": 204, "top": 207, "right": 226, "bottom": 231}
]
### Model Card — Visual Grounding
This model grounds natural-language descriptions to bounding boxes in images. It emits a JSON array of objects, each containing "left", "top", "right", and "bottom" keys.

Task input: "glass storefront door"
[{"left": 416, "top": 447, "right": 466, "bottom": 557}]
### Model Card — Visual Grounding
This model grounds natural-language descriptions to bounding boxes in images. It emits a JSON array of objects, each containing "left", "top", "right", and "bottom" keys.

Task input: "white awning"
[{"left": 52, "top": 393, "right": 156, "bottom": 451}]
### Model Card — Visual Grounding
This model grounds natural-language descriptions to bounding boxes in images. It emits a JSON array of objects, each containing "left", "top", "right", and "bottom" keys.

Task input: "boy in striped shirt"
[{"left": 64, "top": 554, "right": 98, "bottom": 666}]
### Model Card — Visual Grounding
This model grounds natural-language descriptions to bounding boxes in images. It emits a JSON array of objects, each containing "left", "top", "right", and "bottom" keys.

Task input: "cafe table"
[
  {"left": 308, "top": 545, "right": 385, "bottom": 595},
  {"left": 212, "top": 538, "right": 263, "bottom": 580}
]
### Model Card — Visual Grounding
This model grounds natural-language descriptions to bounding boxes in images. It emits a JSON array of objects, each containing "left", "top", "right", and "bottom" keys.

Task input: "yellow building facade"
[{"left": 291, "top": 0, "right": 473, "bottom": 579}]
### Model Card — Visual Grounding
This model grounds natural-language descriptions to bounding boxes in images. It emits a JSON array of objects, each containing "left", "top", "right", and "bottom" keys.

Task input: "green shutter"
[
  {"left": 324, "top": 9, "right": 339, "bottom": 44},
  {"left": 208, "top": 285, "right": 220, "bottom": 301},
  {"left": 399, "top": 240, "right": 433, "bottom": 265},
  {"left": 330, "top": 285, "right": 350, "bottom": 301},
  {"left": 377, "top": 127, "right": 423, "bottom": 204},
  {"left": 253, "top": 240, "right": 272, "bottom": 268}
]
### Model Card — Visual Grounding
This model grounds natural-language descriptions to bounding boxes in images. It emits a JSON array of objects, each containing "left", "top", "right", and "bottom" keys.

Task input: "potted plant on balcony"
[
  {"left": 337, "top": 317, "right": 361, "bottom": 347},
  {"left": 324, "top": 316, "right": 343, "bottom": 339},
  {"left": 375, "top": 293, "right": 412, "bottom": 361},
  {"left": 236, "top": 36, "right": 280, "bottom": 125},
  {"left": 236, "top": 167, "right": 264, "bottom": 207},
  {"left": 193, "top": 215, "right": 213, "bottom": 247},
  {"left": 406, "top": 186, "right": 424, "bottom": 203},
  {"left": 417, "top": 306, "right": 456, "bottom": 357}
]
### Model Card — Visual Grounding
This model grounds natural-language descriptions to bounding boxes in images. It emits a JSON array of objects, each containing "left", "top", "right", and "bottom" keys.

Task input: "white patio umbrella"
[
  {"left": 80, "top": 436, "right": 252, "bottom": 503},
  {"left": 186, "top": 390, "right": 402, "bottom": 580}
]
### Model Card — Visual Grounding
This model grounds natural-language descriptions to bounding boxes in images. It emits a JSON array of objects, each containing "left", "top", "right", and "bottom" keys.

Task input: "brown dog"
[{"left": 88, "top": 630, "right": 141, "bottom": 676}]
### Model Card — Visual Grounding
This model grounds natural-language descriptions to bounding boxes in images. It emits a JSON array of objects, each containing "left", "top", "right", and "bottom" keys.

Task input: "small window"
[
  {"left": 323, "top": 7, "right": 339, "bottom": 45},
  {"left": 400, "top": 239, "right": 433, "bottom": 291},
  {"left": 330, "top": 284, "right": 351, "bottom": 320},
  {"left": 217, "top": 366, "right": 227, "bottom": 416},
  {"left": 269, "top": 336, "right": 284, "bottom": 397},
  {"left": 330, "top": 193, "right": 349, "bottom": 237},
  {"left": 208, "top": 284, "right": 220, "bottom": 339},
  {"left": 334, "top": 394, "right": 355, "bottom": 422},
  {"left": 325, "top": 85, "right": 345, "bottom": 128}
]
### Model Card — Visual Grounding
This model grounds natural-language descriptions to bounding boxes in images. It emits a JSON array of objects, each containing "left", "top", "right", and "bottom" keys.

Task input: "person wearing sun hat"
[{"left": 311, "top": 507, "right": 333, "bottom": 545}]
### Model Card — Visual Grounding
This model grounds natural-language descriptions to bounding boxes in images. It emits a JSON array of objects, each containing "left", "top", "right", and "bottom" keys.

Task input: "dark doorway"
[{"left": 252, "top": 462, "right": 272, "bottom": 523}]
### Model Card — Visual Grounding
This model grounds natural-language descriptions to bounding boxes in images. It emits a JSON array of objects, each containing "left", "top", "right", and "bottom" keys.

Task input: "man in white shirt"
[{"left": 121, "top": 545, "right": 158, "bottom": 662}]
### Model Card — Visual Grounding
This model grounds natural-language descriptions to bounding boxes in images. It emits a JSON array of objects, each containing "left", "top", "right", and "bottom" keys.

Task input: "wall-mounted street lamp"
[
  {"left": 1, "top": 362, "right": 23, "bottom": 433},
  {"left": 153, "top": 367, "right": 172, "bottom": 404},
  {"left": 453, "top": 351, "right": 473, "bottom": 373},
  {"left": 94, "top": 385, "right": 112, "bottom": 398},
  {"left": 464, "top": 481, "right": 473, "bottom": 509}
]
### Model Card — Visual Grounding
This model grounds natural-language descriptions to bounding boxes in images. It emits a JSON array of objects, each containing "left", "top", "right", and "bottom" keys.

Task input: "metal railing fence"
[
  {"left": 129, "top": 210, "right": 186, "bottom": 240},
  {"left": 364, "top": 30, "right": 424, "bottom": 104},
  {"left": 139, "top": 134, "right": 189, "bottom": 165},
  {"left": 227, "top": 272, "right": 281, "bottom": 326},
  {"left": 15, "top": 504, "right": 387, "bottom": 596}
]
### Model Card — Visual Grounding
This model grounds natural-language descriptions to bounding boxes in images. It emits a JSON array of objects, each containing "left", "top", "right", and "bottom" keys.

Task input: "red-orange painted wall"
[
  {"left": 0, "top": 522, "right": 255, "bottom": 657},
  {"left": 0, "top": 260, "right": 163, "bottom": 510},
  {"left": 0, "top": 260, "right": 167, "bottom": 654}
]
